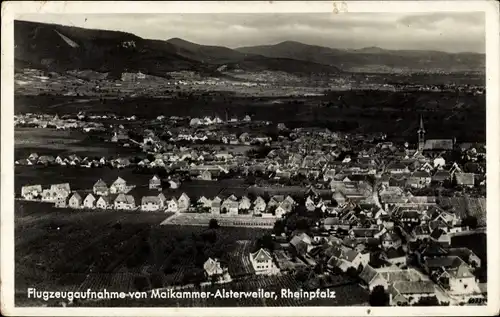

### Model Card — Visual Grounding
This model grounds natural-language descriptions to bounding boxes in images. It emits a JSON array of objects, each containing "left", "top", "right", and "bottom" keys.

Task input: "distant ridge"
[{"left": 15, "top": 19, "right": 484, "bottom": 76}]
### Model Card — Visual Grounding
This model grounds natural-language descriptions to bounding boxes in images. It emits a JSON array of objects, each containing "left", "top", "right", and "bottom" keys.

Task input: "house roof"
[
  {"left": 425, "top": 256, "right": 464, "bottom": 269},
  {"left": 455, "top": 173, "right": 475, "bottom": 185},
  {"left": 251, "top": 248, "right": 273, "bottom": 262},
  {"left": 359, "top": 265, "right": 379, "bottom": 284},
  {"left": 424, "top": 139, "right": 453, "bottom": 151},
  {"left": 93, "top": 179, "right": 108, "bottom": 188},
  {"left": 392, "top": 281, "right": 436, "bottom": 294}
]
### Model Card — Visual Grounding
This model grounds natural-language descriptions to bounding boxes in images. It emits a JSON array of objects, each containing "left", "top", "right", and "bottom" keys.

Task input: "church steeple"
[{"left": 417, "top": 115, "right": 425, "bottom": 152}]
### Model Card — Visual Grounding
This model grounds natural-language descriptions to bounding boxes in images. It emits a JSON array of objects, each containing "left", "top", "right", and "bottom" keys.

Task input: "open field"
[
  {"left": 162, "top": 213, "right": 277, "bottom": 228},
  {"left": 15, "top": 127, "right": 137, "bottom": 159},
  {"left": 15, "top": 200, "right": 269, "bottom": 306},
  {"left": 15, "top": 90, "right": 485, "bottom": 141}
]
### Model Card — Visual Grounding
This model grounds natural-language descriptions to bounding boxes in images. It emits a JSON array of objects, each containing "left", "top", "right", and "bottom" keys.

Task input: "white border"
[{"left": 1, "top": 1, "right": 499, "bottom": 316}]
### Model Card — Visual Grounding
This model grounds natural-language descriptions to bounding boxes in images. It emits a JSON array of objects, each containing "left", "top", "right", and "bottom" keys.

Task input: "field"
[
  {"left": 437, "top": 197, "right": 487, "bottom": 227},
  {"left": 15, "top": 127, "right": 137, "bottom": 159},
  {"left": 15, "top": 90, "right": 486, "bottom": 142},
  {"left": 15, "top": 200, "right": 269, "bottom": 306},
  {"left": 162, "top": 213, "right": 277, "bottom": 228}
]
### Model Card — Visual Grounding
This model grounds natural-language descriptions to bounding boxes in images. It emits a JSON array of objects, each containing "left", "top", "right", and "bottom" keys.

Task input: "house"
[
  {"left": 83, "top": 193, "right": 97, "bottom": 209},
  {"left": 253, "top": 196, "right": 267, "bottom": 214},
  {"left": 149, "top": 175, "right": 162, "bottom": 190},
  {"left": 21, "top": 185, "right": 42, "bottom": 200},
  {"left": 424, "top": 139, "right": 454, "bottom": 151},
  {"left": 424, "top": 256, "right": 478, "bottom": 295},
  {"left": 203, "top": 257, "right": 224, "bottom": 277},
  {"left": 432, "top": 170, "right": 451, "bottom": 183},
  {"left": 28, "top": 153, "right": 39, "bottom": 161},
  {"left": 359, "top": 265, "right": 423, "bottom": 291},
  {"left": 50, "top": 183, "right": 71, "bottom": 199},
  {"left": 93, "top": 179, "right": 109, "bottom": 196},
  {"left": 430, "top": 228, "right": 451, "bottom": 246},
  {"left": 96, "top": 195, "right": 115, "bottom": 210},
  {"left": 448, "top": 248, "right": 481, "bottom": 269},
  {"left": 199, "top": 170, "right": 212, "bottom": 181},
  {"left": 110, "top": 177, "right": 127, "bottom": 194},
  {"left": 454, "top": 173, "right": 475, "bottom": 188},
  {"left": 68, "top": 192, "right": 83, "bottom": 209},
  {"left": 384, "top": 248, "right": 407, "bottom": 267},
  {"left": 221, "top": 195, "right": 239, "bottom": 215},
  {"left": 141, "top": 196, "right": 163, "bottom": 212},
  {"left": 388, "top": 281, "right": 437, "bottom": 306},
  {"left": 166, "top": 198, "right": 179, "bottom": 213},
  {"left": 238, "top": 196, "right": 252, "bottom": 212},
  {"left": 114, "top": 193, "right": 136, "bottom": 210},
  {"left": 249, "top": 248, "right": 280, "bottom": 275},
  {"left": 37, "top": 155, "right": 56, "bottom": 165},
  {"left": 177, "top": 193, "right": 191, "bottom": 212},
  {"left": 211, "top": 196, "right": 222, "bottom": 214},
  {"left": 290, "top": 233, "right": 313, "bottom": 256},
  {"left": 407, "top": 171, "right": 431, "bottom": 188},
  {"left": 380, "top": 231, "right": 402, "bottom": 250},
  {"left": 197, "top": 196, "right": 212, "bottom": 209}
]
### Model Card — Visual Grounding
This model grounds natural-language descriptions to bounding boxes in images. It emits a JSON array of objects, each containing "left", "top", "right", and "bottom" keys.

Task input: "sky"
[{"left": 17, "top": 12, "right": 485, "bottom": 53}]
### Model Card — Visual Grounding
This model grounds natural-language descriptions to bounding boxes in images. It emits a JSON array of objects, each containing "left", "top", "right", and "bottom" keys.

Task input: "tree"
[
  {"left": 369, "top": 285, "right": 390, "bottom": 306},
  {"left": 461, "top": 215, "right": 478, "bottom": 229},
  {"left": 208, "top": 219, "right": 219, "bottom": 229}
]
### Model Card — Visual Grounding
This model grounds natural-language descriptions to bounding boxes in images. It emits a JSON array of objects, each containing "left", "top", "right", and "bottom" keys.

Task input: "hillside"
[
  {"left": 236, "top": 41, "right": 485, "bottom": 73},
  {"left": 14, "top": 20, "right": 210, "bottom": 78},
  {"left": 166, "top": 38, "right": 251, "bottom": 64}
]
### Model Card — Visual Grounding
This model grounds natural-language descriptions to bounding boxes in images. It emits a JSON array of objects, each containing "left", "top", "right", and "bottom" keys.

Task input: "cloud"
[{"left": 16, "top": 12, "right": 485, "bottom": 53}]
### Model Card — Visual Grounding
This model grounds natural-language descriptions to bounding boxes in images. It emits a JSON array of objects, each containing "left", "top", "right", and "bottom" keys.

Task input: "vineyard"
[
  {"left": 16, "top": 201, "right": 269, "bottom": 306},
  {"left": 437, "top": 196, "right": 487, "bottom": 226}
]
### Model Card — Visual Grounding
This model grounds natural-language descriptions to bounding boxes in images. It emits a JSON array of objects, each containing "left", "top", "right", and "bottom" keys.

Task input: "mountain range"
[{"left": 14, "top": 20, "right": 485, "bottom": 78}]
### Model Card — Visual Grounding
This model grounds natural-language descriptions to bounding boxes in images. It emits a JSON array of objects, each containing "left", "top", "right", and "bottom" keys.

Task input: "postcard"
[{"left": 1, "top": 1, "right": 499, "bottom": 316}]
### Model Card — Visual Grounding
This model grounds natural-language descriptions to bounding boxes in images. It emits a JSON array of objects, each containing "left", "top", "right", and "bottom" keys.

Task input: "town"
[{"left": 16, "top": 111, "right": 487, "bottom": 307}]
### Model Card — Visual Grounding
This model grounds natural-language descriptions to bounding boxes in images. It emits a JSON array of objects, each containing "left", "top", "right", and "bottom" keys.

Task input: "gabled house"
[
  {"left": 380, "top": 231, "right": 402, "bottom": 250},
  {"left": 210, "top": 196, "right": 222, "bottom": 214},
  {"left": 177, "top": 193, "right": 191, "bottom": 212},
  {"left": 238, "top": 196, "right": 252, "bottom": 212},
  {"left": 149, "top": 175, "right": 162, "bottom": 190},
  {"left": 141, "top": 196, "right": 163, "bottom": 212},
  {"left": 83, "top": 193, "right": 97, "bottom": 209},
  {"left": 290, "top": 233, "right": 313, "bottom": 256},
  {"left": 114, "top": 193, "right": 136, "bottom": 210},
  {"left": 203, "top": 257, "right": 224, "bottom": 277},
  {"left": 166, "top": 198, "right": 179, "bottom": 213},
  {"left": 68, "top": 192, "right": 83, "bottom": 209},
  {"left": 110, "top": 177, "right": 127, "bottom": 194},
  {"left": 221, "top": 195, "right": 239, "bottom": 215},
  {"left": 197, "top": 196, "right": 212, "bottom": 209},
  {"left": 388, "top": 281, "right": 437, "bottom": 306},
  {"left": 21, "top": 185, "right": 42, "bottom": 200},
  {"left": 253, "top": 196, "right": 267, "bottom": 214},
  {"left": 50, "top": 183, "right": 71, "bottom": 200},
  {"left": 96, "top": 195, "right": 115, "bottom": 210},
  {"left": 93, "top": 179, "right": 109, "bottom": 196},
  {"left": 249, "top": 248, "right": 280, "bottom": 275}
]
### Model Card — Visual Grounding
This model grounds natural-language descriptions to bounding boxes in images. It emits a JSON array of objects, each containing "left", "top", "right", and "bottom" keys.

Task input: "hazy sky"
[{"left": 17, "top": 12, "right": 485, "bottom": 53}]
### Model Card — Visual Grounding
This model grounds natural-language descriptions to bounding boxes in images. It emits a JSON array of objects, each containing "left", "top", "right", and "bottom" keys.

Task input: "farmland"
[
  {"left": 15, "top": 127, "right": 137, "bottom": 159},
  {"left": 15, "top": 89, "right": 486, "bottom": 142},
  {"left": 15, "top": 200, "right": 269, "bottom": 306},
  {"left": 162, "top": 213, "right": 277, "bottom": 228}
]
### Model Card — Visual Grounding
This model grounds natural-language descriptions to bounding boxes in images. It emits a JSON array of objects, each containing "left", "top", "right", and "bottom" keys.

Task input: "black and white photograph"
[{"left": 1, "top": 1, "right": 499, "bottom": 316}]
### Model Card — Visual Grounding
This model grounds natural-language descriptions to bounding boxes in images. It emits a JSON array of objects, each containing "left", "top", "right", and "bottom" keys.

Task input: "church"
[{"left": 417, "top": 116, "right": 455, "bottom": 154}]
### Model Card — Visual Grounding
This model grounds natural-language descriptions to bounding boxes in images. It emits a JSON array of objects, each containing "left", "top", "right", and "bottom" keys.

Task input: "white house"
[
  {"left": 249, "top": 248, "right": 280, "bottom": 275},
  {"left": 114, "top": 193, "right": 136, "bottom": 210},
  {"left": 166, "top": 198, "right": 179, "bottom": 213},
  {"left": 83, "top": 193, "right": 97, "bottom": 209},
  {"left": 21, "top": 185, "right": 42, "bottom": 200},
  {"left": 253, "top": 196, "right": 267, "bottom": 214},
  {"left": 177, "top": 193, "right": 191, "bottom": 212},
  {"left": 141, "top": 196, "right": 163, "bottom": 212},
  {"left": 68, "top": 192, "right": 83, "bottom": 209},
  {"left": 96, "top": 196, "right": 114, "bottom": 210},
  {"left": 110, "top": 177, "right": 127, "bottom": 194}
]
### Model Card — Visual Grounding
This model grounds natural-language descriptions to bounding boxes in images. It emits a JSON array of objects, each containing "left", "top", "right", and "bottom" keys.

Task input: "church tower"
[{"left": 417, "top": 115, "right": 425, "bottom": 152}]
